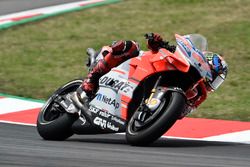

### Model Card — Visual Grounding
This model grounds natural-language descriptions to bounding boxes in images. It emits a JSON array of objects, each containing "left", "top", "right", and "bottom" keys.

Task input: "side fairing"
[
  {"left": 89, "top": 58, "right": 138, "bottom": 120},
  {"left": 89, "top": 49, "right": 187, "bottom": 121}
]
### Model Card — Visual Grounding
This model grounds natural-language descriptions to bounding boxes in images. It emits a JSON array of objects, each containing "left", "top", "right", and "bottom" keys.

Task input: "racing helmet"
[{"left": 203, "top": 52, "right": 228, "bottom": 91}]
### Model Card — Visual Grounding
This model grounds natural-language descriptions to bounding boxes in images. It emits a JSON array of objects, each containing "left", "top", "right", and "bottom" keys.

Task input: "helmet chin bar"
[{"left": 208, "top": 73, "right": 226, "bottom": 90}]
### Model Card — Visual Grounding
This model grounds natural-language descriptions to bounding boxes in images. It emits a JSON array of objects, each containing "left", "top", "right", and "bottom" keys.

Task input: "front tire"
[
  {"left": 37, "top": 79, "right": 82, "bottom": 140},
  {"left": 126, "top": 91, "right": 185, "bottom": 146}
]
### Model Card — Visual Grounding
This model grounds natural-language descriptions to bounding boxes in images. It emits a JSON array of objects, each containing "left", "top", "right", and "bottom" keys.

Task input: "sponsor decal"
[
  {"left": 90, "top": 105, "right": 111, "bottom": 118},
  {"left": 99, "top": 76, "right": 132, "bottom": 93},
  {"left": 96, "top": 93, "right": 120, "bottom": 109},
  {"left": 107, "top": 121, "right": 119, "bottom": 132},
  {"left": 99, "top": 110, "right": 111, "bottom": 118},
  {"left": 89, "top": 105, "right": 100, "bottom": 114},
  {"left": 111, "top": 115, "right": 125, "bottom": 126},
  {"left": 93, "top": 116, "right": 119, "bottom": 132},
  {"left": 90, "top": 105, "right": 126, "bottom": 126},
  {"left": 93, "top": 117, "right": 107, "bottom": 129}
]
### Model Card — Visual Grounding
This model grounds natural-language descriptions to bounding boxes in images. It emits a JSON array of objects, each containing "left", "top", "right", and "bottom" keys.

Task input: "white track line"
[
  {"left": 0, "top": 0, "right": 105, "bottom": 25},
  {"left": 0, "top": 120, "right": 36, "bottom": 126},
  {"left": 0, "top": 98, "right": 43, "bottom": 115}
]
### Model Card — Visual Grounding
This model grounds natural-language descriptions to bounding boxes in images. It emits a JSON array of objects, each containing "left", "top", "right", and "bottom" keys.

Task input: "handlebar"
[{"left": 144, "top": 33, "right": 176, "bottom": 53}]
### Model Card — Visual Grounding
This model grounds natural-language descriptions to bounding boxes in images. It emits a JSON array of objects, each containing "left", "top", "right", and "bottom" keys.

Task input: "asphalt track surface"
[
  {"left": 1, "top": 123, "right": 250, "bottom": 167},
  {"left": 1, "top": 1, "right": 250, "bottom": 167},
  {"left": 0, "top": 0, "right": 84, "bottom": 15}
]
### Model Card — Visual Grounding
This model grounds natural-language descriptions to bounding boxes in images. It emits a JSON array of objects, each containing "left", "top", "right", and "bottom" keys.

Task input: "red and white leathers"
[{"left": 80, "top": 40, "right": 140, "bottom": 97}]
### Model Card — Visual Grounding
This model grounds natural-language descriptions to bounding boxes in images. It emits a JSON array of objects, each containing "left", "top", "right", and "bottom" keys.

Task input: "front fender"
[{"left": 153, "top": 86, "right": 186, "bottom": 100}]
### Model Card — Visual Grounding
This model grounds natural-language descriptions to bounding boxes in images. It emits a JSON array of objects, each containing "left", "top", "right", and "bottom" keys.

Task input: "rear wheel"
[
  {"left": 37, "top": 79, "right": 82, "bottom": 140},
  {"left": 126, "top": 91, "right": 185, "bottom": 146}
]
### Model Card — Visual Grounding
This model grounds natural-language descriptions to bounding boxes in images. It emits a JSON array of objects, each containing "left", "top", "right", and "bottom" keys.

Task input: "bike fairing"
[{"left": 89, "top": 34, "right": 212, "bottom": 131}]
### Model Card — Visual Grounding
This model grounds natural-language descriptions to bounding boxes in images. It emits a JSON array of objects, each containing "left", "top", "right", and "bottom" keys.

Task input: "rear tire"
[
  {"left": 37, "top": 79, "right": 82, "bottom": 140},
  {"left": 126, "top": 91, "right": 185, "bottom": 146}
]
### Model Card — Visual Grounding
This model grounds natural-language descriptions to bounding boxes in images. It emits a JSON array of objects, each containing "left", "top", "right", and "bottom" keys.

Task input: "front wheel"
[
  {"left": 36, "top": 79, "right": 82, "bottom": 140},
  {"left": 126, "top": 91, "right": 185, "bottom": 146}
]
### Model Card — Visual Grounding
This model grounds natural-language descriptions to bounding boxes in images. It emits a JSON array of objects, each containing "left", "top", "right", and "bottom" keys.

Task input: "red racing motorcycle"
[{"left": 37, "top": 34, "right": 213, "bottom": 146}]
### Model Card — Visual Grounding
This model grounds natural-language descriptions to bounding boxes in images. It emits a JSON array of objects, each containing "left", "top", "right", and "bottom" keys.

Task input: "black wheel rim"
[
  {"left": 130, "top": 97, "right": 168, "bottom": 133},
  {"left": 42, "top": 97, "right": 66, "bottom": 122},
  {"left": 40, "top": 80, "right": 82, "bottom": 123}
]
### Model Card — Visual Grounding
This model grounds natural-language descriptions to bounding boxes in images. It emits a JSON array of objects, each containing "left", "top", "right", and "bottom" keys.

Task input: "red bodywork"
[
  {"left": 129, "top": 48, "right": 190, "bottom": 82},
  {"left": 121, "top": 47, "right": 208, "bottom": 120}
]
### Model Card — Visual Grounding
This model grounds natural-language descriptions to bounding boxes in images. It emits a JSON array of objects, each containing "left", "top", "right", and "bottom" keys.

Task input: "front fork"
[
  {"left": 140, "top": 76, "right": 185, "bottom": 117},
  {"left": 134, "top": 76, "right": 163, "bottom": 123},
  {"left": 145, "top": 76, "right": 162, "bottom": 111}
]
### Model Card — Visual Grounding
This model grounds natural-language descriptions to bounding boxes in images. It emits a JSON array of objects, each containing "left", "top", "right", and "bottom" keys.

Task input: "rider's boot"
[
  {"left": 81, "top": 59, "right": 110, "bottom": 97},
  {"left": 69, "top": 59, "right": 111, "bottom": 113}
]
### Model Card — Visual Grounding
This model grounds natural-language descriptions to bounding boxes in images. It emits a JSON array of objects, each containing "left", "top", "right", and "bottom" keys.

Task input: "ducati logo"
[{"left": 99, "top": 76, "right": 132, "bottom": 93}]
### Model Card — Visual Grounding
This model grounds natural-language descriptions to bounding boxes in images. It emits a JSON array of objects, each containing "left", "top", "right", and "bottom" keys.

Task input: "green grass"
[{"left": 0, "top": 0, "right": 249, "bottom": 121}]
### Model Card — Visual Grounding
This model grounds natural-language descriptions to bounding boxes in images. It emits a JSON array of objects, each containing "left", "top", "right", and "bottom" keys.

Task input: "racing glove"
[{"left": 146, "top": 33, "right": 163, "bottom": 52}]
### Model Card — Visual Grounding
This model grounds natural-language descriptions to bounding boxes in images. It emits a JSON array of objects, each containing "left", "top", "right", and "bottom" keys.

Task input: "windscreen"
[{"left": 184, "top": 34, "right": 208, "bottom": 52}]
